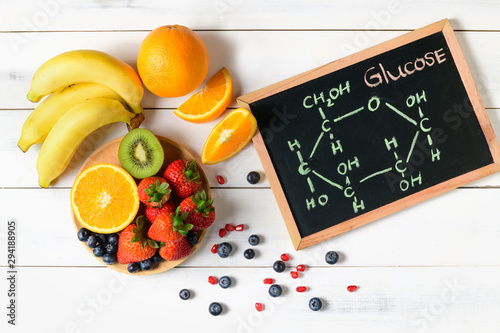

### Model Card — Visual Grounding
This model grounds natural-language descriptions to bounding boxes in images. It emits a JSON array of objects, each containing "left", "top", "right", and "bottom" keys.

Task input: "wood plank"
[
  {"left": 3, "top": 108, "right": 500, "bottom": 188},
  {"left": 2, "top": 188, "right": 500, "bottom": 267},
  {"left": 1, "top": 0, "right": 500, "bottom": 31},
  {"left": 1, "top": 266, "right": 499, "bottom": 332},
  {"left": 1, "top": 109, "right": 267, "bottom": 188},
  {"left": 3, "top": 3, "right": 499, "bottom": 331},
  {"left": 1, "top": 31, "right": 499, "bottom": 110}
]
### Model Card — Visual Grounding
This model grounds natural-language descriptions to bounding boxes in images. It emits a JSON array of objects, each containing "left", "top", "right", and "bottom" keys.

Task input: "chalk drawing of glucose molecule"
[{"left": 288, "top": 87, "right": 441, "bottom": 214}]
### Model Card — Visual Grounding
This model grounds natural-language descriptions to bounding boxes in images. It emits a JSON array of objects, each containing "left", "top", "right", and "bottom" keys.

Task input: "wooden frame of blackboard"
[{"left": 237, "top": 19, "right": 500, "bottom": 250}]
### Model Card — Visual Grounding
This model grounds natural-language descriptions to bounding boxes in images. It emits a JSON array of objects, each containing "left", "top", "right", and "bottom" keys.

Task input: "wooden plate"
[{"left": 71, "top": 135, "right": 210, "bottom": 275}]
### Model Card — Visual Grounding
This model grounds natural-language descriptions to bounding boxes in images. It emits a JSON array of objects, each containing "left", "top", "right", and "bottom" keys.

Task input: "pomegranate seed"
[
  {"left": 208, "top": 276, "right": 218, "bottom": 285},
  {"left": 347, "top": 285, "right": 358, "bottom": 292},
  {"left": 296, "top": 264, "right": 306, "bottom": 272},
  {"left": 211, "top": 244, "right": 218, "bottom": 253},
  {"left": 296, "top": 286, "right": 307, "bottom": 293},
  {"left": 216, "top": 175, "right": 225, "bottom": 185},
  {"left": 225, "top": 224, "right": 235, "bottom": 231},
  {"left": 280, "top": 253, "right": 290, "bottom": 261},
  {"left": 219, "top": 228, "right": 227, "bottom": 238},
  {"left": 263, "top": 278, "right": 274, "bottom": 284},
  {"left": 255, "top": 303, "right": 264, "bottom": 312},
  {"left": 235, "top": 224, "right": 245, "bottom": 231},
  {"left": 290, "top": 271, "right": 299, "bottom": 279}
]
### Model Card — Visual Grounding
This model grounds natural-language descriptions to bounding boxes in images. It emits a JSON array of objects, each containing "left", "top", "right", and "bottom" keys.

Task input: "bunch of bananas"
[{"left": 19, "top": 49, "right": 145, "bottom": 188}]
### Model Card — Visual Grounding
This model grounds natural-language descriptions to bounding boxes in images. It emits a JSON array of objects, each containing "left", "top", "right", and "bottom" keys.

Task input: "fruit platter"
[
  {"left": 17, "top": 26, "right": 256, "bottom": 278},
  {"left": 71, "top": 133, "right": 212, "bottom": 275}
]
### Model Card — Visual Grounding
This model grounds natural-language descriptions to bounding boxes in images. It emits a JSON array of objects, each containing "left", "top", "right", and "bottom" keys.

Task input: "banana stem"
[{"left": 128, "top": 112, "right": 145, "bottom": 130}]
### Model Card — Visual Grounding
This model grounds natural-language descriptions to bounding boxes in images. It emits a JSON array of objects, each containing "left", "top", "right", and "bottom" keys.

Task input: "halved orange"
[
  {"left": 201, "top": 108, "right": 257, "bottom": 165},
  {"left": 71, "top": 163, "right": 140, "bottom": 233},
  {"left": 174, "top": 67, "right": 233, "bottom": 123}
]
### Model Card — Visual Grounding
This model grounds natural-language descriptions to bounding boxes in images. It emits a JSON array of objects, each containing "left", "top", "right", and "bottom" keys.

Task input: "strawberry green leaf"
[
  {"left": 136, "top": 216, "right": 145, "bottom": 230},
  {"left": 131, "top": 233, "right": 140, "bottom": 244},
  {"left": 192, "top": 190, "right": 215, "bottom": 216},
  {"left": 183, "top": 161, "right": 201, "bottom": 184},
  {"left": 144, "top": 180, "right": 172, "bottom": 208},
  {"left": 148, "top": 193, "right": 163, "bottom": 203},
  {"left": 147, "top": 239, "right": 159, "bottom": 249},
  {"left": 200, "top": 206, "right": 215, "bottom": 218},
  {"left": 170, "top": 206, "right": 193, "bottom": 235}
]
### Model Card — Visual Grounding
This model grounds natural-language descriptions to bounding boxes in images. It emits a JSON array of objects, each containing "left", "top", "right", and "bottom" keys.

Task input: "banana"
[
  {"left": 18, "top": 82, "right": 125, "bottom": 152},
  {"left": 36, "top": 97, "right": 144, "bottom": 188},
  {"left": 27, "top": 49, "right": 144, "bottom": 115}
]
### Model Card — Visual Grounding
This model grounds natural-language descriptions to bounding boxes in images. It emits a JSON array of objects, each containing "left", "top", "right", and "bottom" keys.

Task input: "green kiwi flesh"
[{"left": 118, "top": 128, "right": 164, "bottom": 179}]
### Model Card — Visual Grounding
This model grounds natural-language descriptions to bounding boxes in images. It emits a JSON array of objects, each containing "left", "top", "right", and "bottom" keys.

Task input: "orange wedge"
[
  {"left": 201, "top": 108, "right": 257, "bottom": 165},
  {"left": 71, "top": 164, "right": 140, "bottom": 233},
  {"left": 174, "top": 67, "right": 233, "bottom": 123}
]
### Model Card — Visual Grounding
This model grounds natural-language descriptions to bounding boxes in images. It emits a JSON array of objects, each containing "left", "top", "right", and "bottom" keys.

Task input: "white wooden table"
[{"left": 2, "top": 1, "right": 500, "bottom": 332}]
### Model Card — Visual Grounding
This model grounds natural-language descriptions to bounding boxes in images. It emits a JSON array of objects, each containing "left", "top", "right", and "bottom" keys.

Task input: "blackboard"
[{"left": 237, "top": 19, "right": 500, "bottom": 250}]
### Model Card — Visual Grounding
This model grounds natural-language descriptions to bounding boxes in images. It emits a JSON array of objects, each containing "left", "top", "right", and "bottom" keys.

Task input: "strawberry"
[
  {"left": 117, "top": 217, "right": 158, "bottom": 264},
  {"left": 159, "top": 237, "right": 192, "bottom": 261},
  {"left": 148, "top": 207, "right": 193, "bottom": 243},
  {"left": 179, "top": 190, "right": 215, "bottom": 231},
  {"left": 145, "top": 200, "right": 176, "bottom": 223},
  {"left": 137, "top": 177, "right": 171, "bottom": 208},
  {"left": 163, "top": 160, "right": 201, "bottom": 198}
]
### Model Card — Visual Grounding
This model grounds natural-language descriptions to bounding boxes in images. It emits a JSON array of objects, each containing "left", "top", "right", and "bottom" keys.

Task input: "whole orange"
[{"left": 137, "top": 25, "right": 209, "bottom": 98}]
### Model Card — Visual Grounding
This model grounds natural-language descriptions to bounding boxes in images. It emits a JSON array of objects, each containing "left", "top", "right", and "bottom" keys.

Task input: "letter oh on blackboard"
[{"left": 289, "top": 85, "right": 441, "bottom": 215}]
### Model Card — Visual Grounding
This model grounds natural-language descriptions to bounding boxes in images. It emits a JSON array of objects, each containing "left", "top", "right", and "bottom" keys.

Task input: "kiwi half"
[{"left": 118, "top": 128, "right": 164, "bottom": 179}]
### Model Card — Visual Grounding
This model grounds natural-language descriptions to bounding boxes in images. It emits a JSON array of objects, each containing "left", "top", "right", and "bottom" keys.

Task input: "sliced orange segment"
[
  {"left": 174, "top": 67, "right": 233, "bottom": 123},
  {"left": 201, "top": 108, "right": 257, "bottom": 165},
  {"left": 71, "top": 164, "right": 140, "bottom": 233}
]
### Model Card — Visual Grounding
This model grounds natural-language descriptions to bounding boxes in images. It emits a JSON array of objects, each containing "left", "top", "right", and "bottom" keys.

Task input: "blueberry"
[
  {"left": 105, "top": 243, "right": 118, "bottom": 254},
  {"left": 209, "top": 302, "right": 223, "bottom": 316},
  {"left": 140, "top": 258, "right": 154, "bottom": 271},
  {"left": 128, "top": 262, "right": 141, "bottom": 273},
  {"left": 102, "top": 253, "right": 116, "bottom": 265},
  {"left": 325, "top": 251, "right": 339, "bottom": 265},
  {"left": 186, "top": 231, "right": 199, "bottom": 246},
  {"left": 217, "top": 242, "right": 232, "bottom": 258},
  {"left": 218, "top": 276, "right": 232, "bottom": 289},
  {"left": 248, "top": 234, "right": 260, "bottom": 246},
  {"left": 269, "top": 284, "right": 282, "bottom": 297},
  {"left": 86, "top": 235, "right": 98, "bottom": 248},
  {"left": 152, "top": 251, "right": 163, "bottom": 263},
  {"left": 179, "top": 289, "right": 191, "bottom": 300},
  {"left": 273, "top": 260, "right": 286, "bottom": 273},
  {"left": 246, "top": 171, "right": 261, "bottom": 184},
  {"left": 77, "top": 228, "right": 91, "bottom": 242},
  {"left": 93, "top": 244, "right": 105, "bottom": 257},
  {"left": 107, "top": 233, "right": 119, "bottom": 245},
  {"left": 96, "top": 233, "right": 108, "bottom": 244},
  {"left": 244, "top": 249, "right": 255, "bottom": 259},
  {"left": 309, "top": 297, "right": 322, "bottom": 311}
]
